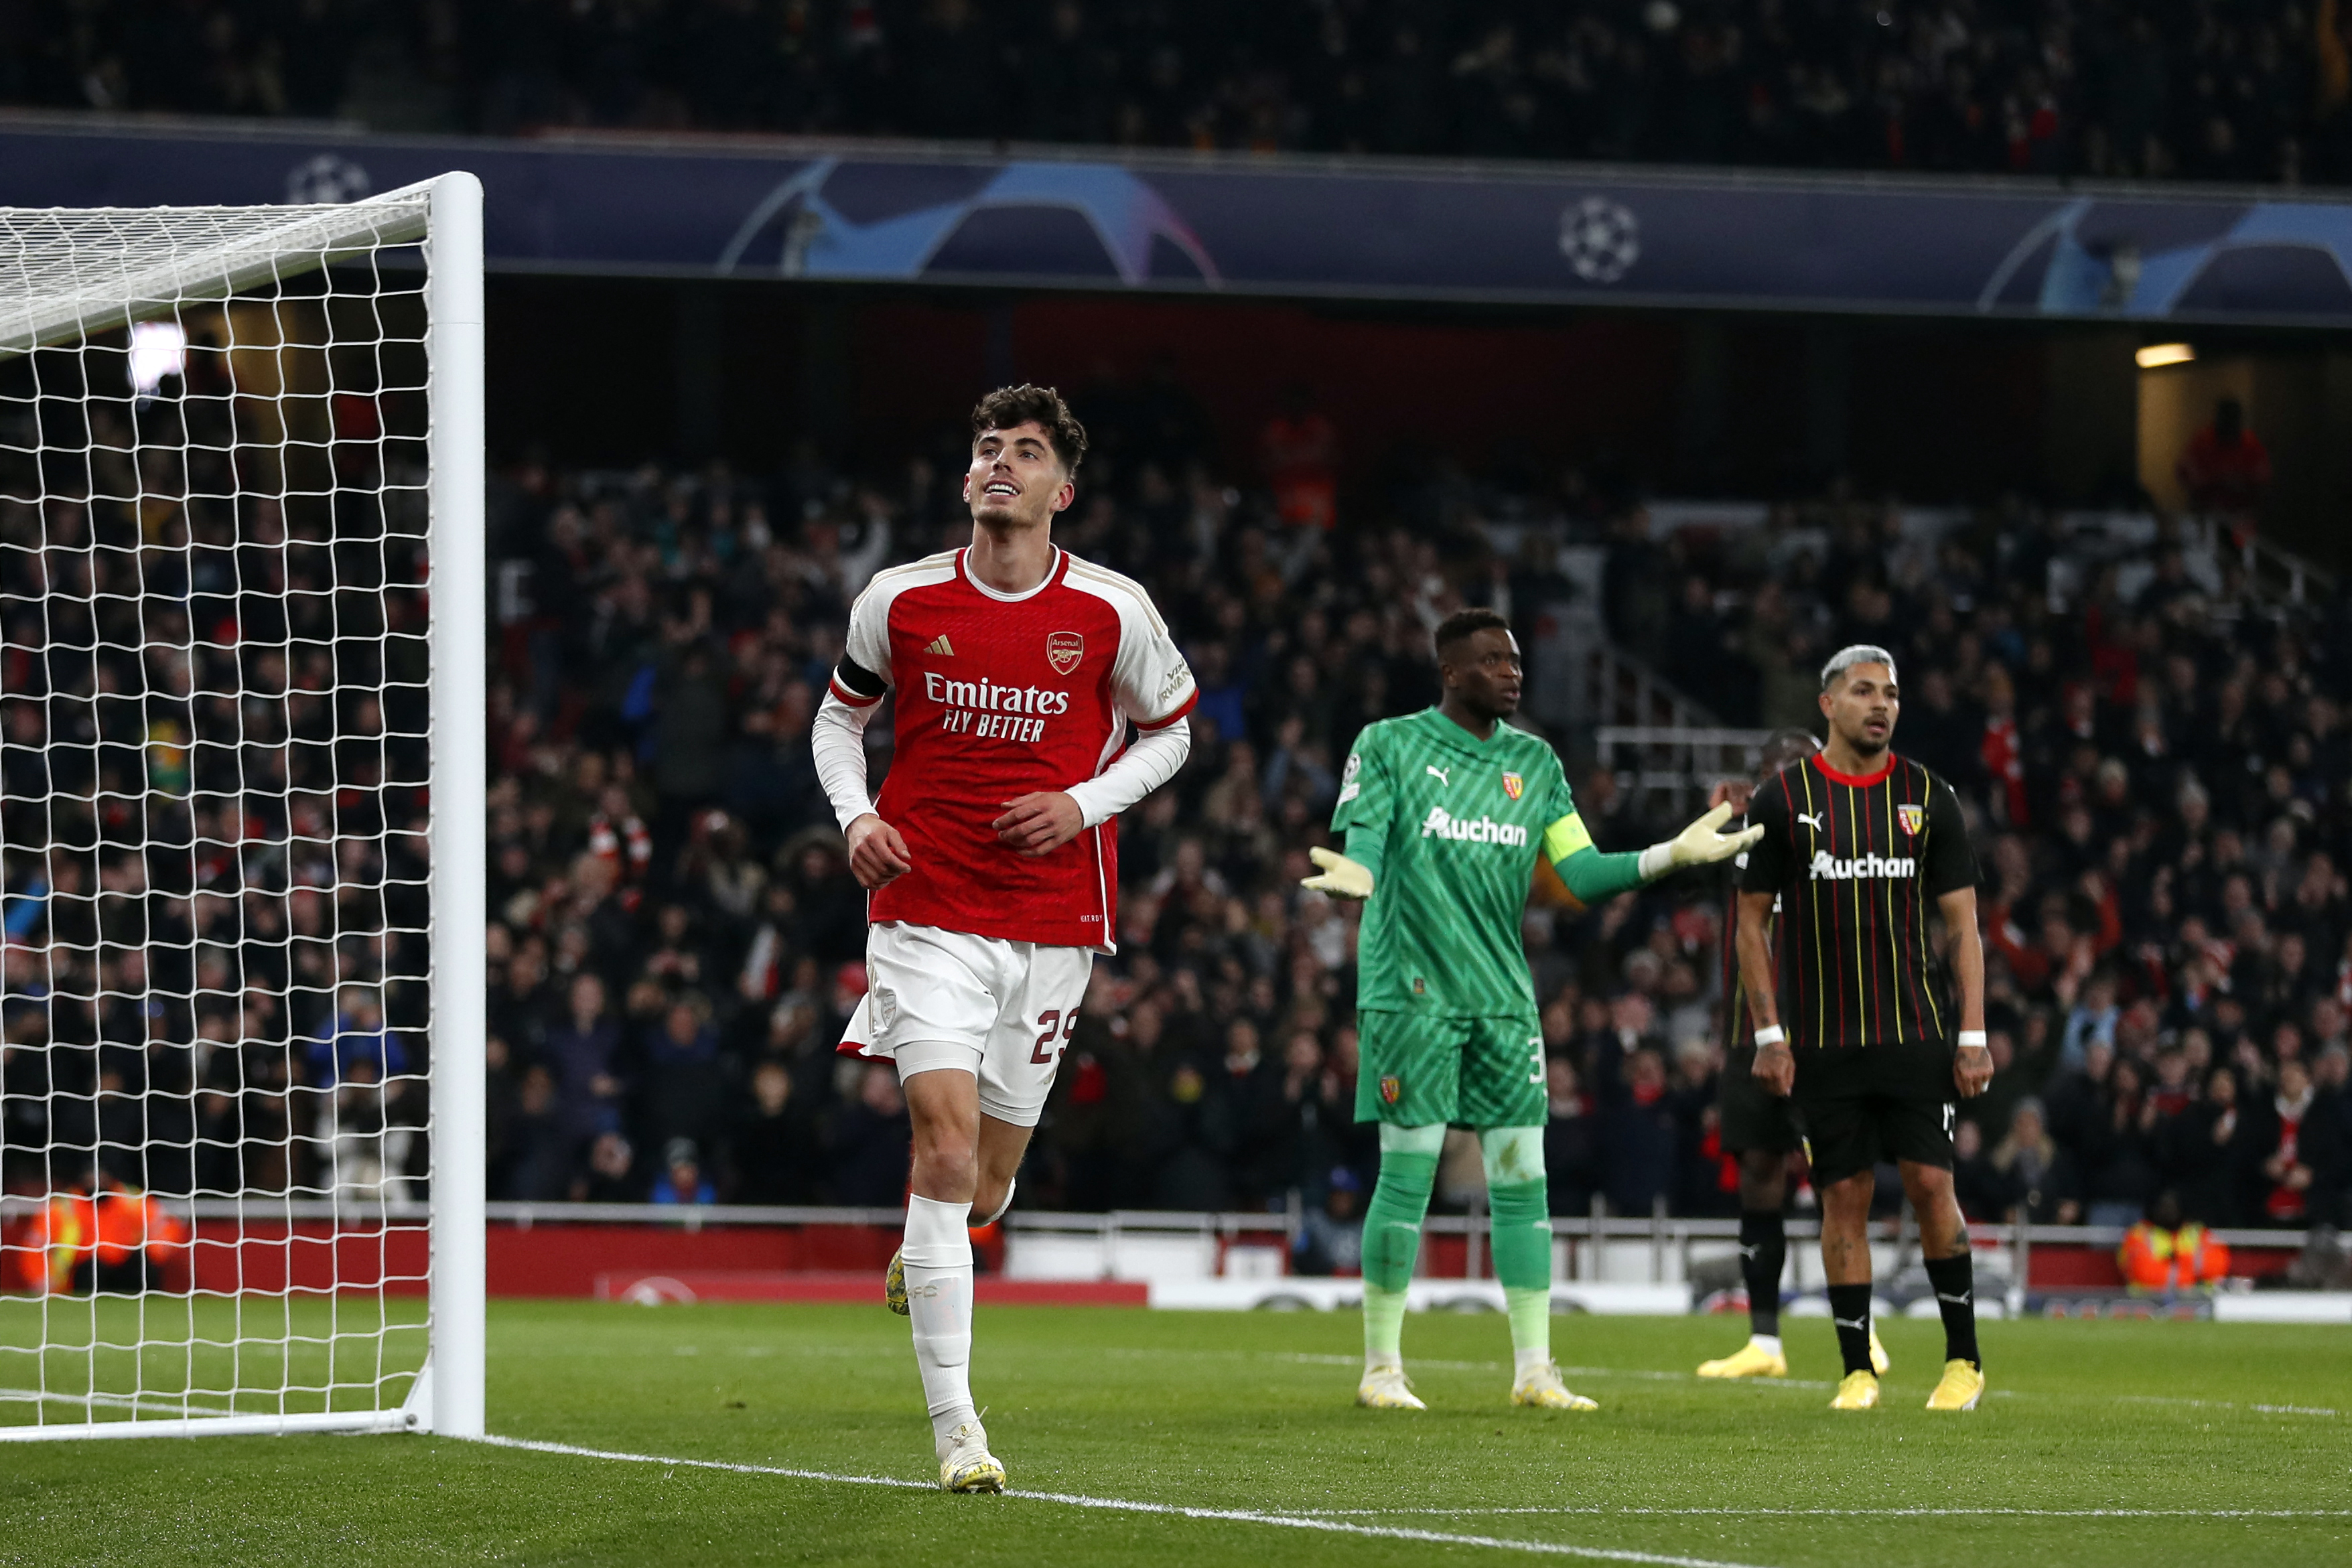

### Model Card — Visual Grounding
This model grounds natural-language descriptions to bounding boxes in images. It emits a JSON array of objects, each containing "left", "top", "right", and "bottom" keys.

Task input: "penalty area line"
[{"left": 470, "top": 1433, "right": 1781, "bottom": 1568}]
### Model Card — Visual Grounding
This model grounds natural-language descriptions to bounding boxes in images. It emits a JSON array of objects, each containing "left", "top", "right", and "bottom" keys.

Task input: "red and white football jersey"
[{"left": 829, "top": 546, "right": 1196, "bottom": 950}]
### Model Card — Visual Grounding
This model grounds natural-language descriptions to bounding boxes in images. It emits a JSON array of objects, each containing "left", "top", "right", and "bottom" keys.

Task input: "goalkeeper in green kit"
[{"left": 1304, "top": 608, "right": 1760, "bottom": 1411}]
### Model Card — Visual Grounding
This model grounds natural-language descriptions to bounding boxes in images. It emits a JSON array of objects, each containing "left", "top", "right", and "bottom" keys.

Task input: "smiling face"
[
  {"left": 963, "top": 419, "right": 1075, "bottom": 532},
  {"left": 1819, "top": 660, "right": 1900, "bottom": 758}
]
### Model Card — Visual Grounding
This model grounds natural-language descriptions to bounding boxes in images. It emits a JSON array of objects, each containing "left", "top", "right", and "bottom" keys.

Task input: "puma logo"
[
  {"left": 1832, "top": 1315, "right": 1869, "bottom": 1331},
  {"left": 1738, "top": 1244, "right": 1761, "bottom": 1261},
  {"left": 1798, "top": 811, "right": 1824, "bottom": 830},
  {"left": 1936, "top": 1291, "right": 1973, "bottom": 1307},
  {"left": 1426, "top": 765, "right": 1451, "bottom": 785}
]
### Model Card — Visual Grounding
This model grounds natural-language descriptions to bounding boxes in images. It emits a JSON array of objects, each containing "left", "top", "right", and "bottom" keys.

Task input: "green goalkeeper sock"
[
  {"left": 1363, "top": 1284, "right": 1409, "bottom": 1367},
  {"left": 1489, "top": 1178, "right": 1554, "bottom": 1371},
  {"left": 1361, "top": 1135, "right": 1438, "bottom": 1368}
]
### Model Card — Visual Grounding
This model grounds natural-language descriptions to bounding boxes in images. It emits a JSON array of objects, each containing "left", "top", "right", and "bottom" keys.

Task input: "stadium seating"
[
  {"left": 6, "top": 0, "right": 2347, "bottom": 185},
  {"left": 452, "top": 402, "right": 2350, "bottom": 1228}
]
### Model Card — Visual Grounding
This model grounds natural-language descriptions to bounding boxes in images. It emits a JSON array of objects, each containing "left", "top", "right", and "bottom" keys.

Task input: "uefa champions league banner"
[{"left": 5, "top": 117, "right": 2352, "bottom": 324}]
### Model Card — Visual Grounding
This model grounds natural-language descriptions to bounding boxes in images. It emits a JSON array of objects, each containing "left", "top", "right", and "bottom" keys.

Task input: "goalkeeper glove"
[
  {"left": 1300, "top": 846, "right": 1374, "bottom": 900},
  {"left": 1636, "top": 802, "right": 1764, "bottom": 881}
]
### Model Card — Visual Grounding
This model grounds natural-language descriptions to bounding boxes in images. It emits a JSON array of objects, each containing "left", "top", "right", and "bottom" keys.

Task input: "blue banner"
[{"left": 4, "top": 116, "right": 2349, "bottom": 325}]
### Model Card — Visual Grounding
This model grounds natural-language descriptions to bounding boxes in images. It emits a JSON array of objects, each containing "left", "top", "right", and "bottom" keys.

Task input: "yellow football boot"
[
  {"left": 1925, "top": 1358, "right": 1986, "bottom": 1411},
  {"left": 1697, "top": 1338, "right": 1789, "bottom": 1379},
  {"left": 1511, "top": 1361, "right": 1600, "bottom": 1410},
  {"left": 937, "top": 1419, "right": 1006, "bottom": 1492},
  {"left": 885, "top": 1249, "right": 909, "bottom": 1316},
  {"left": 1829, "top": 1369, "right": 1880, "bottom": 1410}
]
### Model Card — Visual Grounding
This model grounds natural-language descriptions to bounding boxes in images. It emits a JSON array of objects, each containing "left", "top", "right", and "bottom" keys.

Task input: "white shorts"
[{"left": 839, "top": 922, "right": 1093, "bottom": 1129}]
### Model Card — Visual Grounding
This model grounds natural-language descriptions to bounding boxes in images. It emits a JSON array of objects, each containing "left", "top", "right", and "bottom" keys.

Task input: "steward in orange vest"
[
  {"left": 11, "top": 1191, "right": 98, "bottom": 1295},
  {"left": 92, "top": 1184, "right": 192, "bottom": 1293},
  {"left": 2118, "top": 1194, "right": 2232, "bottom": 1293}
]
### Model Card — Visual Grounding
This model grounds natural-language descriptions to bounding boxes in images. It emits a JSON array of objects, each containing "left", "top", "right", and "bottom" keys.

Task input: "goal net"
[{"left": 0, "top": 175, "right": 484, "bottom": 1439}]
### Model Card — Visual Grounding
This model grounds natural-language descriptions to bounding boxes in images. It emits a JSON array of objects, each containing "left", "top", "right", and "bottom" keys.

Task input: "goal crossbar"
[{"left": 0, "top": 179, "right": 437, "bottom": 360}]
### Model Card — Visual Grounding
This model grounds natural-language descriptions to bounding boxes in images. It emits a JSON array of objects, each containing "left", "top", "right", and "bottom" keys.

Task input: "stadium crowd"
[
  {"left": 458, "top": 378, "right": 2347, "bottom": 1235},
  {"left": 5, "top": 365, "right": 2352, "bottom": 1243},
  {"left": 6, "top": 0, "right": 2351, "bottom": 185}
]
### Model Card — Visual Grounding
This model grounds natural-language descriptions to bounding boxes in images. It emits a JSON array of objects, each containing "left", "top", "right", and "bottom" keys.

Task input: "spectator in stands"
[
  {"left": 1951, "top": 1119, "right": 2008, "bottom": 1222},
  {"left": 729, "top": 1058, "right": 825, "bottom": 1205},
  {"left": 650, "top": 1137, "right": 717, "bottom": 1206},
  {"left": 576, "top": 1130, "right": 640, "bottom": 1203},
  {"left": 828, "top": 1062, "right": 912, "bottom": 1208},
  {"left": 303, "top": 986, "right": 407, "bottom": 1088},
  {"left": 1988, "top": 1098, "right": 2082, "bottom": 1224},
  {"left": 2176, "top": 397, "right": 2273, "bottom": 521},
  {"left": 2080, "top": 1056, "right": 2166, "bottom": 1228},
  {"left": 1292, "top": 1167, "right": 1365, "bottom": 1277},
  {"left": 2247, "top": 1056, "right": 2328, "bottom": 1225},
  {"left": 1601, "top": 1049, "right": 1679, "bottom": 1217},
  {"left": 2170, "top": 1065, "right": 2250, "bottom": 1226},
  {"left": 1542, "top": 1056, "right": 1599, "bottom": 1216},
  {"left": 546, "top": 973, "right": 626, "bottom": 1148}
]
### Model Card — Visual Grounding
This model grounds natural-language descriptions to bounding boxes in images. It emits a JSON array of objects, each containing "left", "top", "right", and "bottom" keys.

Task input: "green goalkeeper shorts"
[{"left": 1354, "top": 1009, "right": 1545, "bottom": 1129}]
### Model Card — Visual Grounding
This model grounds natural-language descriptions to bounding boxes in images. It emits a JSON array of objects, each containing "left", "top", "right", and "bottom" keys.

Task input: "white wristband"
[
  {"left": 1957, "top": 1030, "right": 1987, "bottom": 1048},
  {"left": 1752, "top": 1026, "right": 1785, "bottom": 1048}
]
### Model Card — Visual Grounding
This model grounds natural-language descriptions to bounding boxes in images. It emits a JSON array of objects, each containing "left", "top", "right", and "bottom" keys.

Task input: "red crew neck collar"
[{"left": 1812, "top": 752, "right": 1896, "bottom": 788}]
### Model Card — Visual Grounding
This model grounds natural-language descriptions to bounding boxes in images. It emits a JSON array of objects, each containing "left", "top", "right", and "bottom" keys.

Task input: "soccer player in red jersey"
[{"left": 811, "top": 385, "right": 1195, "bottom": 1492}]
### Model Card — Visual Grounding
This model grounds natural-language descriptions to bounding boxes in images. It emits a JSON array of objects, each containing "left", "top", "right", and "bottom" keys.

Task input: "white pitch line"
[
  {"left": 1295, "top": 1507, "right": 2352, "bottom": 1520},
  {"left": 470, "top": 1433, "right": 1781, "bottom": 1568},
  {"left": 2114, "top": 1395, "right": 2340, "bottom": 1417}
]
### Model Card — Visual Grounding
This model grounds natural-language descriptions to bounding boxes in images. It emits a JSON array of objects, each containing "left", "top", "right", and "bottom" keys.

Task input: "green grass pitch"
[{"left": 2, "top": 1299, "right": 2347, "bottom": 1567}]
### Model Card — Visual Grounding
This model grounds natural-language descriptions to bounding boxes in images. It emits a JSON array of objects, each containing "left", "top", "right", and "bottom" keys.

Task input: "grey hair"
[{"left": 1821, "top": 644, "right": 1897, "bottom": 691}]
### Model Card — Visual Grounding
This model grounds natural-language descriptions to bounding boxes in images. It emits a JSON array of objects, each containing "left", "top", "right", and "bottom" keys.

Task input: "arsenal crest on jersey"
[
  {"left": 1897, "top": 802, "right": 1926, "bottom": 836},
  {"left": 1501, "top": 771, "right": 1525, "bottom": 800},
  {"left": 1046, "top": 630, "right": 1084, "bottom": 674}
]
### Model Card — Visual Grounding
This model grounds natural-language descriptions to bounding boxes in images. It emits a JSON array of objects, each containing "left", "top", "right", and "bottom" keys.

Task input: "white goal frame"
[{"left": 0, "top": 172, "right": 485, "bottom": 1440}]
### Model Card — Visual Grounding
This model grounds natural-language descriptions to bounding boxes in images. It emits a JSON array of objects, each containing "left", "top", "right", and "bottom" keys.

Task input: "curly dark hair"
[
  {"left": 1433, "top": 607, "right": 1511, "bottom": 659},
  {"left": 971, "top": 384, "right": 1088, "bottom": 474}
]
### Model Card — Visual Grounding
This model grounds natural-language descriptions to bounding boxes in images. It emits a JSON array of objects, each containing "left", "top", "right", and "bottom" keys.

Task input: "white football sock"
[
  {"left": 1752, "top": 1333, "right": 1784, "bottom": 1357},
  {"left": 901, "top": 1193, "right": 977, "bottom": 1453},
  {"left": 1514, "top": 1348, "right": 1553, "bottom": 1383}
]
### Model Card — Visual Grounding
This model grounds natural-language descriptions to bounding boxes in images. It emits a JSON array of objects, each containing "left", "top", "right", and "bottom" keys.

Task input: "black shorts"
[
  {"left": 1718, "top": 1045, "right": 1804, "bottom": 1155},
  {"left": 1793, "top": 1040, "right": 1956, "bottom": 1187}
]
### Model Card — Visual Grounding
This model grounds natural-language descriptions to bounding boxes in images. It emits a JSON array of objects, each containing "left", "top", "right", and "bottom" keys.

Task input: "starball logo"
[
  {"left": 1420, "top": 807, "right": 1530, "bottom": 847},
  {"left": 1808, "top": 851, "right": 1916, "bottom": 881}
]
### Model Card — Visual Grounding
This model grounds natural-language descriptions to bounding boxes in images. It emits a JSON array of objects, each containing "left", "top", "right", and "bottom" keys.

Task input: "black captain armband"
[{"left": 834, "top": 656, "right": 887, "bottom": 700}]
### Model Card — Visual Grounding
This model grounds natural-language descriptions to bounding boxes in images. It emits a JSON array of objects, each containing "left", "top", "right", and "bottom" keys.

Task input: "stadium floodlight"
[{"left": 0, "top": 174, "right": 484, "bottom": 1439}]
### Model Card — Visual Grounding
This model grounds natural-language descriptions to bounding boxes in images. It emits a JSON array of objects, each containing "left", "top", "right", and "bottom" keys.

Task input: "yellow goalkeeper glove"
[
  {"left": 1300, "top": 846, "right": 1375, "bottom": 900},
  {"left": 1636, "top": 802, "right": 1765, "bottom": 880}
]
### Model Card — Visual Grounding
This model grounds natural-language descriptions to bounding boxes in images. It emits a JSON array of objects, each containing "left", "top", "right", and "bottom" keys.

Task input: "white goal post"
[{"left": 0, "top": 173, "right": 484, "bottom": 1439}]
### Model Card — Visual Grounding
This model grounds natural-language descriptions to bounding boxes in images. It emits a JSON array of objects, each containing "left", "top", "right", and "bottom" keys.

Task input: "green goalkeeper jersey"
[{"left": 1332, "top": 708, "right": 1611, "bottom": 1019}]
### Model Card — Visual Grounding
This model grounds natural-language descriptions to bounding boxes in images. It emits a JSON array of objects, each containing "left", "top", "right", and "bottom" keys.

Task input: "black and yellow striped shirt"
[{"left": 1738, "top": 753, "right": 1977, "bottom": 1049}]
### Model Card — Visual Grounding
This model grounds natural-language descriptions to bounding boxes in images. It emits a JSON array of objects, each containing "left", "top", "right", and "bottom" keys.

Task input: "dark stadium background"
[{"left": 4, "top": 1, "right": 2352, "bottom": 1299}]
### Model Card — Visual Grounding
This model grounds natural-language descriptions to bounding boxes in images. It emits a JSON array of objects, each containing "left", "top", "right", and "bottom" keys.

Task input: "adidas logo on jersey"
[
  {"left": 926, "top": 634, "right": 955, "bottom": 656},
  {"left": 1420, "top": 806, "right": 1529, "bottom": 847},
  {"left": 1808, "top": 850, "right": 1917, "bottom": 881}
]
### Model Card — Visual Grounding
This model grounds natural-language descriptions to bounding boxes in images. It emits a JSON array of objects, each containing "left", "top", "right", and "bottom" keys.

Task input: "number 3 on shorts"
[
  {"left": 1528, "top": 1033, "right": 1543, "bottom": 1086},
  {"left": 1943, "top": 1102, "right": 1955, "bottom": 1139},
  {"left": 1032, "top": 1008, "right": 1080, "bottom": 1066}
]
